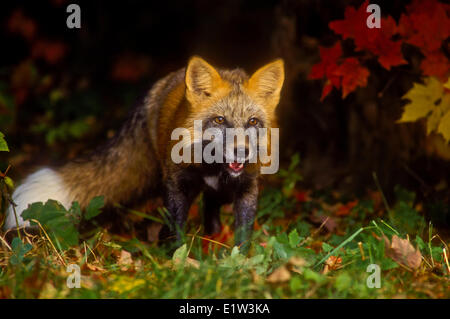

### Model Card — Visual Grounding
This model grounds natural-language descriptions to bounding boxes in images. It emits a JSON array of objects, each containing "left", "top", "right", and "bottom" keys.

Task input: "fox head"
[{"left": 179, "top": 56, "right": 284, "bottom": 177}]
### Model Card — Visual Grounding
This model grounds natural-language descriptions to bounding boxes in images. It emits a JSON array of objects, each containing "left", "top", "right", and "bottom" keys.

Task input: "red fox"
[{"left": 4, "top": 56, "right": 284, "bottom": 249}]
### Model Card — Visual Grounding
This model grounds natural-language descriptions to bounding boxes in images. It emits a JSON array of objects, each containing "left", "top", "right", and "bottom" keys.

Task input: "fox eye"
[
  {"left": 248, "top": 117, "right": 259, "bottom": 126},
  {"left": 214, "top": 116, "right": 225, "bottom": 124}
]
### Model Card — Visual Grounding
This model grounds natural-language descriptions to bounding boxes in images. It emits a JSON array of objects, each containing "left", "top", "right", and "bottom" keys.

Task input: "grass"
[{"left": 0, "top": 156, "right": 449, "bottom": 299}]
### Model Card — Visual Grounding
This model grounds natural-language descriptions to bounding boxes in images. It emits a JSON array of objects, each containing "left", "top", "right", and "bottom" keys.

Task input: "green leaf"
[
  {"left": 4, "top": 176, "right": 14, "bottom": 190},
  {"left": 273, "top": 240, "right": 287, "bottom": 259},
  {"left": 0, "top": 132, "right": 9, "bottom": 152},
  {"left": 69, "top": 201, "right": 82, "bottom": 219},
  {"left": 84, "top": 196, "right": 105, "bottom": 220},
  {"left": 22, "top": 200, "right": 79, "bottom": 250},
  {"left": 288, "top": 229, "right": 300, "bottom": 248},
  {"left": 10, "top": 237, "right": 32, "bottom": 265},
  {"left": 172, "top": 244, "right": 188, "bottom": 262}
]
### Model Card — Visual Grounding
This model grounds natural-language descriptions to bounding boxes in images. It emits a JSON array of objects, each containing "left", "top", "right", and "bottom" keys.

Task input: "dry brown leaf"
[
  {"left": 172, "top": 257, "right": 200, "bottom": 269},
  {"left": 309, "top": 214, "right": 337, "bottom": 233},
  {"left": 322, "top": 255, "right": 342, "bottom": 274},
  {"left": 84, "top": 263, "right": 106, "bottom": 272},
  {"left": 288, "top": 256, "right": 307, "bottom": 267},
  {"left": 384, "top": 235, "right": 422, "bottom": 270},
  {"left": 117, "top": 250, "right": 133, "bottom": 270},
  {"left": 288, "top": 257, "right": 307, "bottom": 274},
  {"left": 266, "top": 265, "right": 291, "bottom": 283}
]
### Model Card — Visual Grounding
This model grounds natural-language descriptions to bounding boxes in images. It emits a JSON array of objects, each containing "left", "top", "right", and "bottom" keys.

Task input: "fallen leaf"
[
  {"left": 288, "top": 256, "right": 307, "bottom": 267},
  {"left": 309, "top": 214, "right": 337, "bottom": 233},
  {"left": 266, "top": 265, "right": 291, "bottom": 283},
  {"left": 172, "top": 257, "right": 200, "bottom": 269},
  {"left": 84, "top": 263, "right": 106, "bottom": 273},
  {"left": 322, "top": 255, "right": 343, "bottom": 274},
  {"left": 117, "top": 250, "right": 133, "bottom": 271},
  {"left": 288, "top": 256, "right": 307, "bottom": 274},
  {"left": 335, "top": 200, "right": 358, "bottom": 216},
  {"left": 384, "top": 235, "right": 422, "bottom": 270}
]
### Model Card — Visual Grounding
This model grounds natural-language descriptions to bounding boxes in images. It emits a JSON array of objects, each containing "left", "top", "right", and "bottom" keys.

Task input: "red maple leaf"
[
  {"left": 309, "top": 43, "right": 370, "bottom": 100},
  {"left": 398, "top": 0, "right": 450, "bottom": 54},
  {"left": 335, "top": 200, "right": 359, "bottom": 217},
  {"left": 309, "top": 41, "right": 343, "bottom": 100},
  {"left": 397, "top": 0, "right": 450, "bottom": 81},
  {"left": 420, "top": 50, "right": 450, "bottom": 81},
  {"left": 333, "top": 58, "right": 370, "bottom": 98},
  {"left": 309, "top": 41, "right": 342, "bottom": 85},
  {"left": 329, "top": 0, "right": 406, "bottom": 70}
]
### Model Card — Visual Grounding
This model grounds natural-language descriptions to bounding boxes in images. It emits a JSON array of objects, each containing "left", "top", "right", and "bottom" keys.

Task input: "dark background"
[{"left": 0, "top": 0, "right": 449, "bottom": 220}]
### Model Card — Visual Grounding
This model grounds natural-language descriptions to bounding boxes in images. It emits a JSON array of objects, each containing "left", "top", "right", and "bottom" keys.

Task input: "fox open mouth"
[{"left": 227, "top": 161, "right": 244, "bottom": 174}]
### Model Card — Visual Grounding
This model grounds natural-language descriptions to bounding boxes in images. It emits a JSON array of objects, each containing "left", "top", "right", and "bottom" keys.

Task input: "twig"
[
  {"left": 185, "top": 233, "right": 232, "bottom": 250},
  {"left": 85, "top": 241, "right": 99, "bottom": 263},
  {"left": 299, "top": 216, "right": 330, "bottom": 247},
  {"left": 31, "top": 219, "right": 66, "bottom": 266},
  {"left": 0, "top": 235, "right": 12, "bottom": 251},
  {"left": 187, "top": 226, "right": 201, "bottom": 255},
  {"left": 358, "top": 241, "right": 365, "bottom": 261},
  {"left": 443, "top": 248, "right": 450, "bottom": 276}
]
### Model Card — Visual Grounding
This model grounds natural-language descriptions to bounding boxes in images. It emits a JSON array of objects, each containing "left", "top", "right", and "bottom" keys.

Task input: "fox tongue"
[{"left": 229, "top": 162, "right": 244, "bottom": 171}]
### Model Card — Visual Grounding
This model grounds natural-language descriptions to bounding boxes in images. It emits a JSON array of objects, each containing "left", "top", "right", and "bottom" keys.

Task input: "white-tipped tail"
[{"left": 4, "top": 168, "right": 72, "bottom": 230}]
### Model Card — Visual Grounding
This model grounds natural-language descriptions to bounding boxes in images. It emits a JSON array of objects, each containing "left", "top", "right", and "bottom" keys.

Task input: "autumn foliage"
[{"left": 309, "top": 0, "right": 450, "bottom": 142}]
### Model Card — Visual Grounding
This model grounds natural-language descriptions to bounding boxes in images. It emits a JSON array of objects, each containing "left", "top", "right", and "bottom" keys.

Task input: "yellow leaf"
[
  {"left": 438, "top": 110, "right": 450, "bottom": 143},
  {"left": 444, "top": 77, "right": 450, "bottom": 90},
  {"left": 399, "top": 77, "right": 443, "bottom": 123},
  {"left": 426, "top": 94, "right": 450, "bottom": 134},
  {"left": 399, "top": 77, "right": 450, "bottom": 142}
]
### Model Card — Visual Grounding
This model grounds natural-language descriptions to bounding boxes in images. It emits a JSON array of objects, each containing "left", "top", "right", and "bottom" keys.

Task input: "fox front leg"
[
  {"left": 233, "top": 181, "right": 258, "bottom": 253},
  {"left": 203, "top": 190, "right": 224, "bottom": 235},
  {"left": 159, "top": 178, "right": 197, "bottom": 245}
]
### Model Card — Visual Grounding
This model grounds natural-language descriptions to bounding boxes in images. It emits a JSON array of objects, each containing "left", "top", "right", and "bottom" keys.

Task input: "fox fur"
[{"left": 4, "top": 56, "right": 284, "bottom": 249}]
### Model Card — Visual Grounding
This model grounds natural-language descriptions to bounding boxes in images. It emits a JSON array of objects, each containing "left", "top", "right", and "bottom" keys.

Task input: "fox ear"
[
  {"left": 185, "top": 56, "right": 223, "bottom": 103},
  {"left": 246, "top": 59, "right": 284, "bottom": 110}
]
